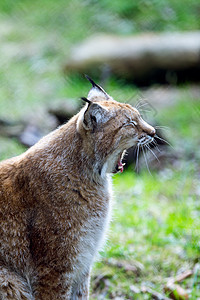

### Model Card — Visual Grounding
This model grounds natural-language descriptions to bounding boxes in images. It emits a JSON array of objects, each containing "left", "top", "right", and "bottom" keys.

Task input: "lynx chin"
[{"left": 0, "top": 76, "right": 155, "bottom": 299}]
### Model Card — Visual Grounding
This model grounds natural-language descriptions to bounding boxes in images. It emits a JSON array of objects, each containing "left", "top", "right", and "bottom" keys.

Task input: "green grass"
[
  {"left": 98, "top": 168, "right": 198, "bottom": 297},
  {"left": 91, "top": 166, "right": 200, "bottom": 298}
]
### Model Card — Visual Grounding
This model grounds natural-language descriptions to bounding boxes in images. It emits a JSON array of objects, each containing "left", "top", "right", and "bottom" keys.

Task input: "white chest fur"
[{"left": 73, "top": 175, "right": 113, "bottom": 282}]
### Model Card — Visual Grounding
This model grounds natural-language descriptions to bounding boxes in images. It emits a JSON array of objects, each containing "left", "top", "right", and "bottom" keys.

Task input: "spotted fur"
[{"left": 0, "top": 78, "right": 155, "bottom": 299}]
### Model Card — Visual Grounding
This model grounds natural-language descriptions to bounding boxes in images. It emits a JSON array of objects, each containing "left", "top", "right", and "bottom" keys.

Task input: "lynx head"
[{"left": 77, "top": 76, "right": 155, "bottom": 176}]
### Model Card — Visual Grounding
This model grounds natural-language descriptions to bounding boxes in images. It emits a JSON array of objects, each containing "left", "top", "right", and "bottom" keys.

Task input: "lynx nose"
[
  {"left": 149, "top": 127, "right": 156, "bottom": 137},
  {"left": 140, "top": 118, "right": 156, "bottom": 137}
]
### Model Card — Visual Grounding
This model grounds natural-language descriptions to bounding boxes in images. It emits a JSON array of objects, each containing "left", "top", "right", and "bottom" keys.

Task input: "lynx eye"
[
  {"left": 130, "top": 120, "right": 137, "bottom": 126},
  {"left": 124, "top": 120, "right": 137, "bottom": 127}
]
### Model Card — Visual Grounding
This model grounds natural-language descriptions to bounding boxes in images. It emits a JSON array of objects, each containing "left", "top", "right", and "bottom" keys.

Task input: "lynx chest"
[{"left": 72, "top": 176, "right": 113, "bottom": 280}]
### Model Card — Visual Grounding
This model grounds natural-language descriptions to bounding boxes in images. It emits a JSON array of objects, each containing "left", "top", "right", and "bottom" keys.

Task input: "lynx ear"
[
  {"left": 85, "top": 75, "right": 112, "bottom": 102},
  {"left": 81, "top": 97, "right": 109, "bottom": 130}
]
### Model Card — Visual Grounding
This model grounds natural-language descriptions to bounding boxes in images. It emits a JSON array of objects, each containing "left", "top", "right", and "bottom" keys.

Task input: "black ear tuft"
[
  {"left": 81, "top": 97, "right": 91, "bottom": 104},
  {"left": 85, "top": 75, "right": 96, "bottom": 87},
  {"left": 85, "top": 75, "right": 105, "bottom": 93}
]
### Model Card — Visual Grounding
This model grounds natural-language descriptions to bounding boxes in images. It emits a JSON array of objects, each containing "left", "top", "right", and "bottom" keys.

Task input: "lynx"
[{"left": 0, "top": 77, "right": 155, "bottom": 299}]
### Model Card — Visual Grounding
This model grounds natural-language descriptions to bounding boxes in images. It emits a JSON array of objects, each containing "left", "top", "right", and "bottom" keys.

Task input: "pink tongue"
[{"left": 118, "top": 159, "right": 124, "bottom": 173}]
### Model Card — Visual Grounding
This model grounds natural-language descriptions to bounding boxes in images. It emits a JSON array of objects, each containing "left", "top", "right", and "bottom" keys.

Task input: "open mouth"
[{"left": 114, "top": 152, "right": 125, "bottom": 173}]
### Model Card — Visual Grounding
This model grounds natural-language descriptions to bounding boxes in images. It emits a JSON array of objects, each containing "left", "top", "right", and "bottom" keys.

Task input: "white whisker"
[
  {"left": 155, "top": 125, "right": 169, "bottom": 131},
  {"left": 139, "top": 109, "right": 152, "bottom": 115},
  {"left": 135, "top": 100, "right": 143, "bottom": 109},
  {"left": 151, "top": 140, "right": 162, "bottom": 153},
  {"left": 135, "top": 143, "right": 140, "bottom": 173},
  {"left": 136, "top": 101, "right": 149, "bottom": 110},
  {"left": 142, "top": 145, "right": 151, "bottom": 175},
  {"left": 145, "top": 144, "right": 160, "bottom": 163},
  {"left": 155, "top": 134, "right": 173, "bottom": 148}
]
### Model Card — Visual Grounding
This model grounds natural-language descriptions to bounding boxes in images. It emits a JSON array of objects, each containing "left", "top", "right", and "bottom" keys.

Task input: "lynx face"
[{"left": 77, "top": 77, "right": 155, "bottom": 176}]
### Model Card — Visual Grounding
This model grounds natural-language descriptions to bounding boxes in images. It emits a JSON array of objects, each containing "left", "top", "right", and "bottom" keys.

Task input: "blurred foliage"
[
  {"left": 0, "top": 0, "right": 199, "bottom": 121},
  {"left": 92, "top": 0, "right": 200, "bottom": 32},
  {"left": 0, "top": 0, "right": 199, "bottom": 35}
]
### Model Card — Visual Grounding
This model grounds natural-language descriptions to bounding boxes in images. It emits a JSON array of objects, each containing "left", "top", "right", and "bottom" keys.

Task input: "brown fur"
[{"left": 0, "top": 79, "right": 155, "bottom": 299}]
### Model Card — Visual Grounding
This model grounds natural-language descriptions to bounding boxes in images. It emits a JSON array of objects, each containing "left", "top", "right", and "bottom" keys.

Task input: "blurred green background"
[{"left": 0, "top": 0, "right": 200, "bottom": 299}]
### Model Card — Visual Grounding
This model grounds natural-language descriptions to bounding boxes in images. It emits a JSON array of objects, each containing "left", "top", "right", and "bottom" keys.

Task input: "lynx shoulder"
[{"left": 0, "top": 77, "right": 155, "bottom": 299}]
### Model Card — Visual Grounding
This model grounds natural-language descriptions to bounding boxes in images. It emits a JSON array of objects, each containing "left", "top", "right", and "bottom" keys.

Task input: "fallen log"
[{"left": 64, "top": 31, "right": 200, "bottom": 85}]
